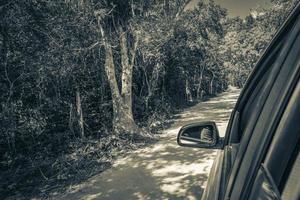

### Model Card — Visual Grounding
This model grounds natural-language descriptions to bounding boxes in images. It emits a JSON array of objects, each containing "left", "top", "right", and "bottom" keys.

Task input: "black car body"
[{"left": 177, "top": 3, "right": 300, "bottom": 200}]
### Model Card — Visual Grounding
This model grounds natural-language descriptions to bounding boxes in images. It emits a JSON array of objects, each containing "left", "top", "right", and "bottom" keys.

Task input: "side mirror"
[{"left": 177, "top": 121, "right": 222, "bottom": 149}]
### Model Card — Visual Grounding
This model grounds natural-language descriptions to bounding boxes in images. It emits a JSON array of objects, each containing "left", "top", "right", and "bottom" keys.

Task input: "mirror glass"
[{"left": 178, "top": 123, "right": 219, "bottom": 148}]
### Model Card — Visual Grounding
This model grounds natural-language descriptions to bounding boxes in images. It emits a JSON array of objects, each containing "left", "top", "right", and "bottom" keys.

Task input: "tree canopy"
[{"left": 0, "top": 0, "right": 298, "bottom": 198}]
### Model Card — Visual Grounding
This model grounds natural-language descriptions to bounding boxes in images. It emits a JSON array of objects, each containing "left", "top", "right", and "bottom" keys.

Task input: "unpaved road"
[{"left": 58, "top": 87, "right": 240, "bottom": 200}]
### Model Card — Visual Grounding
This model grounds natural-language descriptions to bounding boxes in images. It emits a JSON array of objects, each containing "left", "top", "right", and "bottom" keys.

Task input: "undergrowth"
[{"left": 0, "top": 134, "right": 158, "bottom": 200}]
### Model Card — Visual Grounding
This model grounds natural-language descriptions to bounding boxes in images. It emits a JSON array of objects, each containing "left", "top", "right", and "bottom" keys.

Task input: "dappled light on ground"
[
  {"left": 56, "top": 87, "right": 240, "bottom": 200},
  {"left": 164, "top": 87, "right": 240, "bottom": 137}
]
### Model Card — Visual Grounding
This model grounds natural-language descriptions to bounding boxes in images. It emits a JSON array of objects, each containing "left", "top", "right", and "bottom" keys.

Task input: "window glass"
[
  {"left": 248, "top": 166, "right": 280, "bottom": 200},
  {"left": 238, "top": 41, "right": 282, "bottom": 141},
  {"left": 281, "top": 148, "right": 300, "bottom": 200}
]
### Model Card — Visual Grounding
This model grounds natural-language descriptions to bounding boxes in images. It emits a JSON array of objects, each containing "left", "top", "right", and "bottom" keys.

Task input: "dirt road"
[{"left": 58, "top": 87, "right": 240, "bottom": 200}]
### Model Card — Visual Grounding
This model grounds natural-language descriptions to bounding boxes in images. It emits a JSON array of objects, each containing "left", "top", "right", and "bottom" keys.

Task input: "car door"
[
  {"left": 248, "top": 80, "right": 300, "bottom": 200},
  {"left": 202, "top": 3, "right": 300, "bottom": 200},
  {"left": 224, "top": 6, "right": 300, "bottom": 200}
]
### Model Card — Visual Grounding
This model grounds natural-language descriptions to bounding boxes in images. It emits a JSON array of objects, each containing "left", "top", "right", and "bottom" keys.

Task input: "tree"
[
  {"left": 93, "top": 1, "right": 140, "bottom": 136},
  {"left": 221, "top": 0, "right": 300, "bottom": 87}
]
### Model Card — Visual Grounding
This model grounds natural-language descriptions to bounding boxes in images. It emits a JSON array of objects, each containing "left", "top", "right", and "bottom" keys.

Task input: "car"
[{"left": 177, "top": 2, "right": 300, "bottom": 200}]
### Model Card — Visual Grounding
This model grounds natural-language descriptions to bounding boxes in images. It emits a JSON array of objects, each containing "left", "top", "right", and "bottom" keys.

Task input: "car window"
[
  {"left": 239, "top": 60, "right": 273, "bottom": 139},
  {"left": 227, "top": 8, "right": 300, "bottom": 144},
  {"left": 226, "top": 14, "right": 300, "bottom": 199},
  {"left": 247, "top": 81, "right": 300, "bottom": 200},
  {"left": 238, "top": 19, "right": 296, "bottom": 142},
  {"left": 264, "top": 80, "right": 300, "bottom": 185},
  {"left": 248, "top": 79, "right": 300, "bottom": 200},
  {"left": 248, "top": 145, "right": 300, "bottom": 200},
  {"left": 281, "top": 148, "right": 300, "bottom": 200},
  {"left": 248, "top": 166, "right": 281, "bottom": 200},
  {"left": 226, "top": 38, "right": 284, "bottom": 145}
]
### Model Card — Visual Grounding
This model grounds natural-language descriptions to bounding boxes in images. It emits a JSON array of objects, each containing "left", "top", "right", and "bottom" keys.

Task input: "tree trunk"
[
  {"left": 118, "top": 28, "right": 140, "bottom": 135},
  {"left": 210, "top": 72, "right": 215, "bottom": 95},
  {"left": 120, "top": 29, "right": 133, "bottom": 118},
  {"left": 76, "top": 88, "right": 85, "bottom": 138},
  {"left": 98, "top": 20, "right": 139, "bottom": 136},
  {"left": 197, "top": 66, "right": 204, "bottom": 99},
  {"left": 103, "top": 40, "right": 136, "bottom": 135},
  {"left": 130, "top": 0, "right": 135, "bottom": 17},
  {"left": 69, "top": 103, "right": 75, "bottom": 136},
  {"left": 185, "top": 79, "right": 193, "bottom": 102}
]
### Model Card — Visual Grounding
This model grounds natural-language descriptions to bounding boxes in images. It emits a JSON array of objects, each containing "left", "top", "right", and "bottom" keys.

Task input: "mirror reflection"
[{"left": 178, "top": 122, "right": 219, "bottom": 148}]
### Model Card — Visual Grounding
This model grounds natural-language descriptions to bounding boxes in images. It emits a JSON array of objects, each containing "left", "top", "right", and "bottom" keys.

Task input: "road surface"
[{"left": 58, "top": 87, "right": 240, "bottom": 200}]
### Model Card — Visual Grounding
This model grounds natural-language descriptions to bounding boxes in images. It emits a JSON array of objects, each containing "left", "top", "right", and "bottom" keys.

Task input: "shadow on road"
[{"left": 57, "top": 87, "right": 240, "bottom": 200}]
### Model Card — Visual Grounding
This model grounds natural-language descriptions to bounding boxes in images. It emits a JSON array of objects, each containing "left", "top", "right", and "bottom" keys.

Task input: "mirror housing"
[{"left": 177, "top": 121, "right": 222, "bottom": 149}]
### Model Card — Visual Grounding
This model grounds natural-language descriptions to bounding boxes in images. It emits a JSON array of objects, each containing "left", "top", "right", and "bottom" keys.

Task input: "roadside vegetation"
[{"left": 0, "top": 0, "right": 298, "bottom": 199}]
